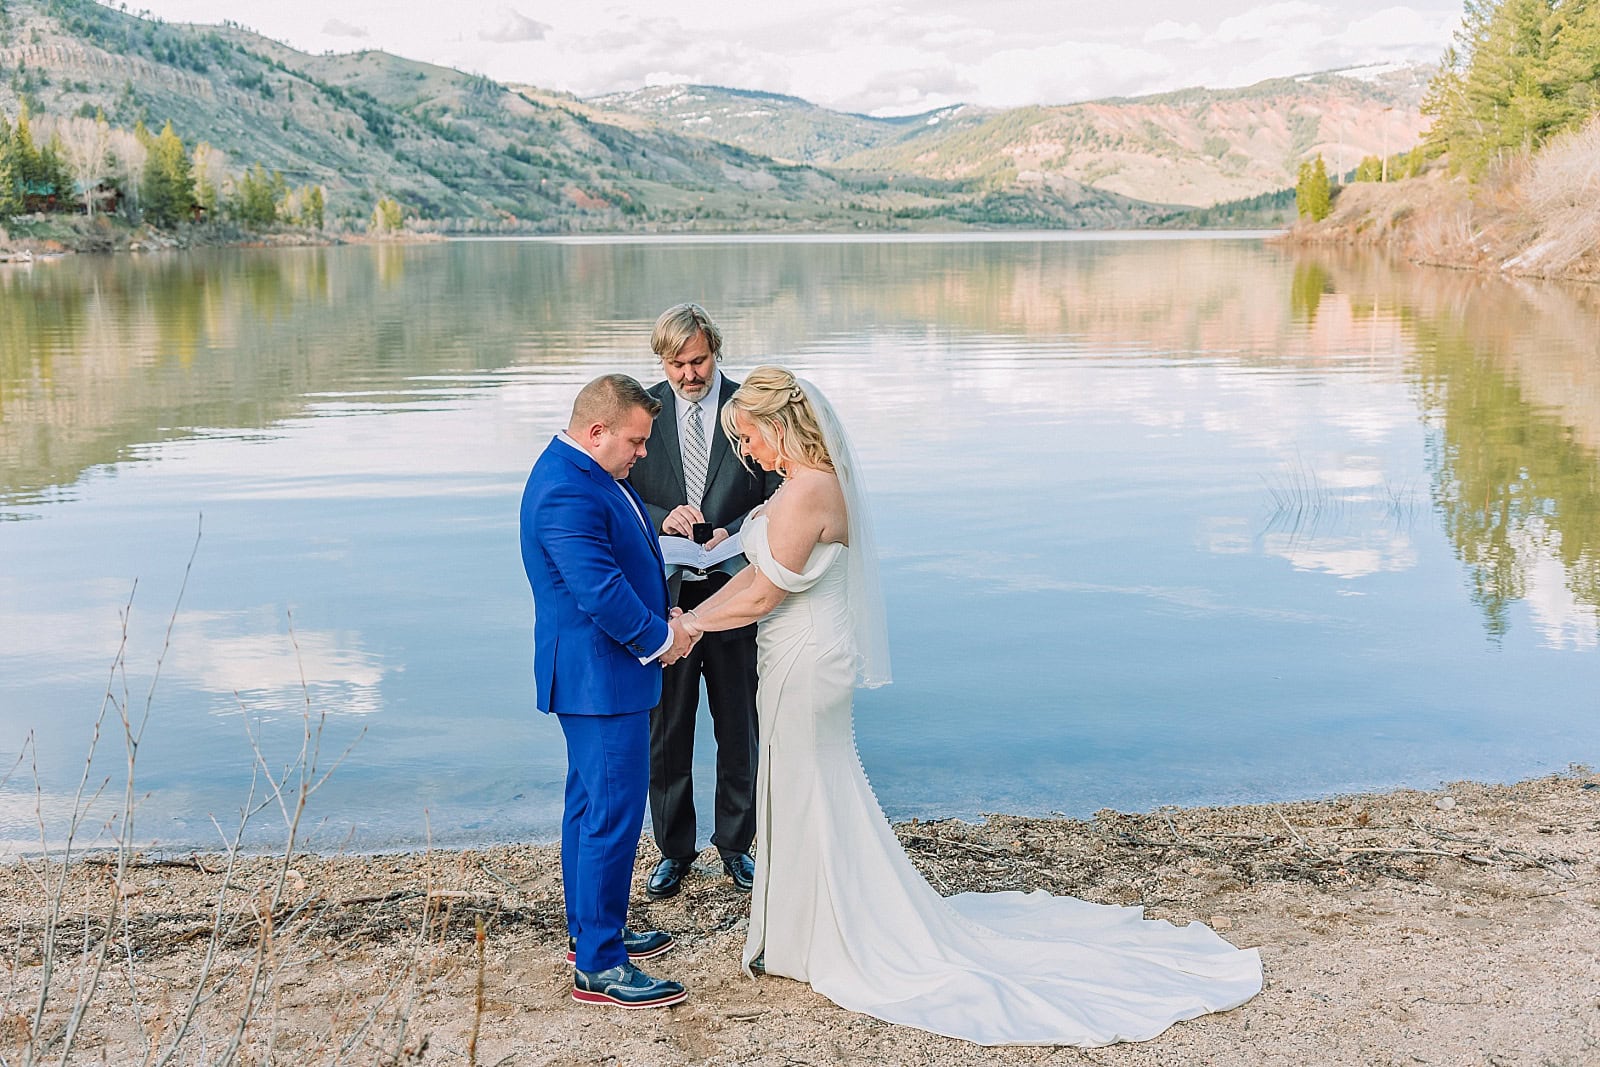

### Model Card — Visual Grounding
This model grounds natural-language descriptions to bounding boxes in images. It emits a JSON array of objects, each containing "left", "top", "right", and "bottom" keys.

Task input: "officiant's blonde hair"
[
  {"left": 651, "top": 302, "right": 723, "bottom": 361},
  {"left": 722, "top": 366, "right": 834, "bottom": 474}
]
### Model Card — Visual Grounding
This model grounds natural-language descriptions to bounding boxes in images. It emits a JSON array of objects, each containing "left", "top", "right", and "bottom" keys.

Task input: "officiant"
[{"left": 628, "top": 303, "right": 782, "bottom": 900}]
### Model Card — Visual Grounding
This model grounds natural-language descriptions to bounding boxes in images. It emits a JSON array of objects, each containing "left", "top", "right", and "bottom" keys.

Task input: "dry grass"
[
  {"left": 0, "top": 526, "right": 441, "bottom": 1066},
  {"left": 1505, "top": 117, "right": 1600, "bottom": 277},
  {"left": 1286, "top": 115, "right": 1600, "bottom": 283},
  {"left": 4, "top": 773, "right": 1598, "bottom": 1065}
]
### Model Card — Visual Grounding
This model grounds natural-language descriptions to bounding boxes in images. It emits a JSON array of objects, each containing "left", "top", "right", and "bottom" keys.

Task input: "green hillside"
[
  {"left": 1, "top": 0, "right": 1378, "bottom": 231},
  {"left": 594, "top": 68, "right": 1432, "bottom": 209},
  {"left": 586, "top": 84, "right": 993, "bottom": 165},
  {"left": 832, "top": 68, "right": 1432, "bottom": 207},
  {"left": 0, "top": 0, "right": 883, "bottom": 230}
]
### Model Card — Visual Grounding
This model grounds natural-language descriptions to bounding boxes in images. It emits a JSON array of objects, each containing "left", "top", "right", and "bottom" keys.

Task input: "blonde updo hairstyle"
[{"left": 721, "top": 366, "right": 834, "bottom": 476}]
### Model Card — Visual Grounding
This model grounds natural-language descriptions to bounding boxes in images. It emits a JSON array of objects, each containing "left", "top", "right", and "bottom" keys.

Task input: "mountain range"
[
  {"left": 593, "top": 69, "right": 1431, "bottom": 208},
  {"left": 1, "top": 0, "right": 1432, "bottom": 231}
]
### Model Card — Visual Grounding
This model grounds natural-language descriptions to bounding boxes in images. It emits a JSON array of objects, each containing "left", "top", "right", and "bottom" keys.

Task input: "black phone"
[{"left": 691, "top": 522, "right": 715, "bottom": 545}]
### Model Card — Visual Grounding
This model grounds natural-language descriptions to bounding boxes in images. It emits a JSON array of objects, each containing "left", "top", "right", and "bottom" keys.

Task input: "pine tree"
[
  {"left": 232, "top": 163, "right": 277, "bottom": 226},
  {"left": 0, "top": 112, "right": 19, "bottom": 218},
  {"left": 141, "top": 120, "right": 196, "bottom": 226},
  {"left": 1295, "top": 155, "right": 1332, "bottom": 221},
  {"left": 40, "top": 133, "right": 75, "bottom": 205},
  {"left": 1421, "top": 0, "right": 1600, "bottom": 178},
  {"left": 1543, "top": 0, "right": 1600, "bottom": 129},
  {"left": 4, "top": 104, "right": 71, "bottom": 211},
  {"left": 9, "top": 102, "right": 43, "bottom": 206},
  {"left": 1309, "top": 155, "right": 1331, "bottom": 220}
]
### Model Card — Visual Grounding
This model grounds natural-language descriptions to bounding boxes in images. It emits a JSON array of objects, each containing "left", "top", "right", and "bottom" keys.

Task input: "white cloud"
[
  {"left": 972, "top": 40, "right": 1173, "bottom": 108},
  {"left": 0, "top": 598, "right": 391, "bottom": 720},
  {"left": 1213, "top": 2, "right": 1326, "bottom": 45},
  {"left": 479, "top": 9, "right": 550, "bottom": 44},
  {"left": 1263, "top": 532, "right": 1418, "bottom": 579},
  {"left": 1144, "top": 20, "right": 1206, "bottom": 45},
  {"left": 1516, "top": 522, "right": 1600, "bottom": 651},
  {"left": 168, "top": 612, "right": 386, "bottom": 708},
  {"left": 128, "top": 1, "right": 1465, "bottom": 113},
  {"left": 1338, "top": 6, "right": 1455, "bottom": 53},
  {"left": 321, "top": 18, "right": 368, "bottom": 38}
]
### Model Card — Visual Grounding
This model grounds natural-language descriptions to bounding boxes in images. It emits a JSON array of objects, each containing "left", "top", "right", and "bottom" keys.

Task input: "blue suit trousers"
[{"left": 557, "top": 710, "right": 650, "bottom": 972}]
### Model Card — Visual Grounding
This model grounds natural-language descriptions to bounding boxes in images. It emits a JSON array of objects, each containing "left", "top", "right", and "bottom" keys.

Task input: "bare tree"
[
  {"left": 106, "top": 128, "right": 147, "bottom": 215},
  {"left": 53, "top": 114, "right": 113, "bottom": 216}
]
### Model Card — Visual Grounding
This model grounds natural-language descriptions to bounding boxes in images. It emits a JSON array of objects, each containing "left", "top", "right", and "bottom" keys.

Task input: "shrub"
[{"left": 1508, "top": 115, "right": 1600, "bottom": 274}]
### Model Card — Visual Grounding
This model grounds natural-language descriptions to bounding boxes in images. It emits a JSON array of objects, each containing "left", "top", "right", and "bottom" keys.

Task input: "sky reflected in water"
[{"left": 2, "top": 235, "right": 1598, "bottom": 852}]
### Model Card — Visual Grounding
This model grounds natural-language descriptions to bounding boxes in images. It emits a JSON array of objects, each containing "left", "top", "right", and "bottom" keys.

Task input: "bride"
[{"left": 676, "top": 367, "right": 1262, "bottom": 1046}]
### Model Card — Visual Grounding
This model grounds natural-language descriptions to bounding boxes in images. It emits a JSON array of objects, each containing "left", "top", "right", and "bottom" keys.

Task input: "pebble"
[{"left": 1435, "top": 796, "right": 1457, "bottom": 810}]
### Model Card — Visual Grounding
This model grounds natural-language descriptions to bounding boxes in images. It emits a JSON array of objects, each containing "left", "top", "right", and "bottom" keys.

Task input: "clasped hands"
[{"left": 661, "top": 607, "right": 705, "bottom": 666}]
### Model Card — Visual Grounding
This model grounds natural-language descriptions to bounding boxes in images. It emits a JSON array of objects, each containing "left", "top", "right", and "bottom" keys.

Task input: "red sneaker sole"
[{"left": 571, "top": 987, "right": 687, "bottom": 1009}]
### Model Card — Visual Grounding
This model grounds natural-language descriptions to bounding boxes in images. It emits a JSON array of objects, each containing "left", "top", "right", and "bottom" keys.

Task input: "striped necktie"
[{"left": 683, "top": 400, "right": 709, "bottom": 508}]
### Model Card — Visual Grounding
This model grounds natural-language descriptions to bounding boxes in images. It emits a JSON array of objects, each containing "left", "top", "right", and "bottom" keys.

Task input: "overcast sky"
[{"left": 128, "top": 1, "right": 1467, "bottom": 115}]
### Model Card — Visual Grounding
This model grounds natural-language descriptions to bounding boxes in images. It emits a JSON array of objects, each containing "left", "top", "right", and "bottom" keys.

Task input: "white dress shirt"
[{"left": 674, "top": 370, "right": 722, "bottom": 479}]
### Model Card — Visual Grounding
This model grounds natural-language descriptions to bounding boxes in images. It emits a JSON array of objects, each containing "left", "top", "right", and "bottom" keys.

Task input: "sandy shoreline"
[{"left": 4, "top": 771, "right": 1597, "bottom": 1065}]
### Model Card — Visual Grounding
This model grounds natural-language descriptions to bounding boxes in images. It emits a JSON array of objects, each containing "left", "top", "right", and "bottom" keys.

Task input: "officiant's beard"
[
  {"left": 674, "top": 378, "right": 712, "bottom": 402},
  {"left": 662, "top": 333, "right": 717, "bottom": 403}
]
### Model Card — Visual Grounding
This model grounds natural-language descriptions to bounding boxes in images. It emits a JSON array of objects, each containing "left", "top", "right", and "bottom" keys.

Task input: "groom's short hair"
[
  {"left": 570, "top": 373, "right": 661, "bottom": 430},
  {"left": 651, "top": 302, "right": 723, "bottom": 361}
]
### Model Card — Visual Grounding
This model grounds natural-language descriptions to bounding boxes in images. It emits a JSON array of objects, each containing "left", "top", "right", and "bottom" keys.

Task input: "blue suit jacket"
[{"left": 520, "top": 436, "right": 671, "bottom": 716}]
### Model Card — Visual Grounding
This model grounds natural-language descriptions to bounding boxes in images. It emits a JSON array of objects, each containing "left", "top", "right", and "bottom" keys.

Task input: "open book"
[{"left": 659, "top": 531, "right": 744, "bottom": 572}]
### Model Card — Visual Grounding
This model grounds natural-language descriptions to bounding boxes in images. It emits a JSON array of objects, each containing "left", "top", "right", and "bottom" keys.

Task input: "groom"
[
  {"left": 520, "top": 373, "right": 697, "bottom": 1009},
  {"left": 628, "top": 304, "right": 781, "bottom": 900}
]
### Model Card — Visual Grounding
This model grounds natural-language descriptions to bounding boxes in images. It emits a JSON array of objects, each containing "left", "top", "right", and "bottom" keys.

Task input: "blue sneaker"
[
  {"left": 572, "top": 963, "right": 687, "bottom": 1009},
  {"left": 565, "top": 928, "right": 674, "bottom": 964}
]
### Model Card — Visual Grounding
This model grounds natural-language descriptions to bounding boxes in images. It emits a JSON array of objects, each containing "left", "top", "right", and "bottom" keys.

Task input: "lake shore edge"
[
  {"left": 5, "top": 769, "right": 1596, "bottom": 1064},
  {"left": 0, "top": 217, "right": 1285, "bottom": 260},
  {"left": 1278, "top": 163, "right": 1600, "bottom": 286},
  {"left": 0, "top": 215, "right": 449, "bottom": 258}
]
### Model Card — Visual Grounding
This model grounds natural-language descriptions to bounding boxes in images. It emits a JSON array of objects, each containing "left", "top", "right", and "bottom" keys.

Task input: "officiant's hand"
[{"left": 663, "top": 505, "right": 706, "bottom": 538}]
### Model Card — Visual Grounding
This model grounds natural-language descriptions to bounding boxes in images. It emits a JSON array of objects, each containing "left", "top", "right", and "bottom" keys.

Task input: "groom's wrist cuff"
[{"left": 640, "top": 630, "right": 674, "bottom": 665}]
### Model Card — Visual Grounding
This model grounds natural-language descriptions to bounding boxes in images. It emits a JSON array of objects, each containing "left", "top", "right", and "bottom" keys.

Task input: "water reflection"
[
  {"left": 1, "top": 236, "right": 1597, "bottom": 849},
  {"left": 4, "top": 237, "right": 1407, "bottom": 507},
  {"left": 1285, "top": 250, "right": 1600, "bottom": 641}
]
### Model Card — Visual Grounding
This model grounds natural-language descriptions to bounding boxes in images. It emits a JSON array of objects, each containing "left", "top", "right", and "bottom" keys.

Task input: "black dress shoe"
[
  {"left": 572, "top": 963, "right": 687, "bottom": 1009},
  {"left": 646, "top": 857, "right": 694, "bottom": 900},
  {"left": 722, "top": 852, "right": 754, "bottom": 893},
  {"left": 566, "top": 928, "right": 674, "bottom": 964}
]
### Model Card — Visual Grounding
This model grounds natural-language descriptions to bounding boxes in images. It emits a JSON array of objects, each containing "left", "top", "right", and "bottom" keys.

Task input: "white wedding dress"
[{"left": 740, "top": 511, "right": 1263, "bottom": 1047}]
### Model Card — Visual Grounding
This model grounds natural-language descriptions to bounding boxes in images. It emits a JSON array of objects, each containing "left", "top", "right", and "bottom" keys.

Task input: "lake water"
[{"left": 3, "top": 234, "right": 1598, "bottom": 854}]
